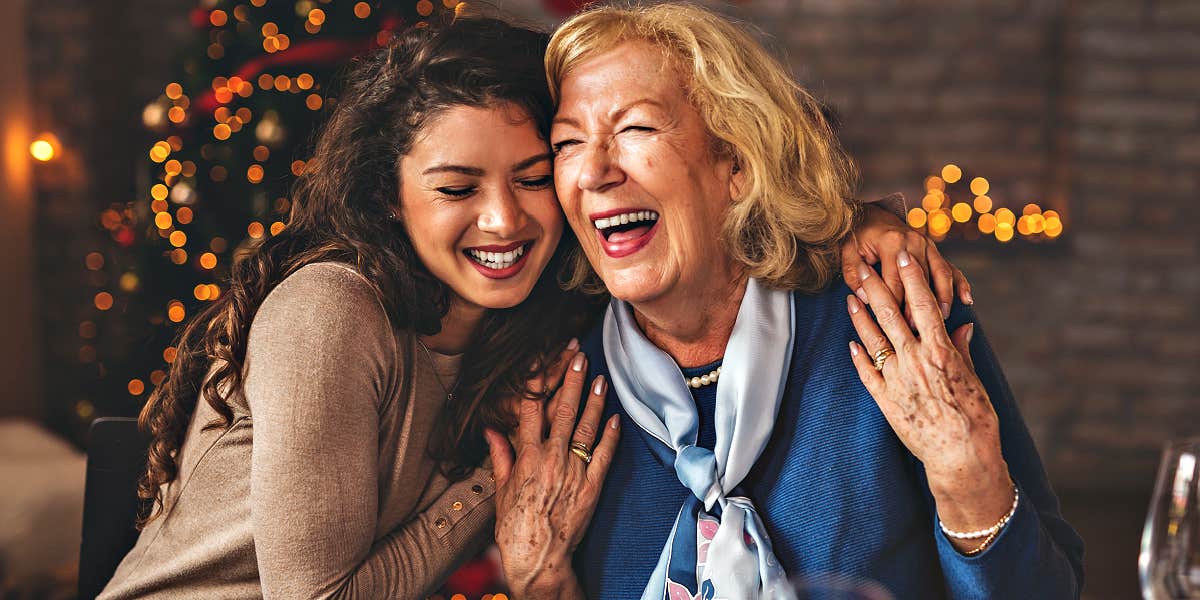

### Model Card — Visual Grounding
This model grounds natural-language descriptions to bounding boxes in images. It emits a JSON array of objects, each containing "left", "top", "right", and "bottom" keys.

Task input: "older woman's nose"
[
  {"left": 476, "top": 188, "right": 529, "bottom": 238},
  {"left": 577, "top": 138, "right": 625, "bottom": 192}
]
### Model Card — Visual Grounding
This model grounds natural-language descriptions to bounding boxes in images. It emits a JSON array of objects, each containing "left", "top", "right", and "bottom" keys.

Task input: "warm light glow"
[
  {"left": 978, "top": 213, "right": 997, "bottom": 235},
  {"left": 417, "top": 0, "right": 434, "bottom": 16},
  {"left": 1028, "top": 214, "right": 1045, "bottom": 234},
  {"left": 253, "top": 145, "right": 270, "bottom": 161},
  {"left": 85, "top": 252, "right": 105, "bottom": 270},
  {"left": 969, "top": 177, "right": 989, "bottom": 196},
  {"left": 907, "top": 207, "right": 928, "bottom": 229},
  {"left": 195, "top": 284, "right": 211, "bottom": 301},
  {"left": 214, "top": 123, "right": 232, "bottom": 140},
  {"left": 1017, "top": 216, "right": 1032, "bottom": 236},
  {"left": 274, "top": 75, "right": 291, "bottom": 91},
  {"left": 247, "top": 164, "right": 265, "bottom": 183},
  {"left": 270, "top": 221, "right": 286, "bottom": 235},
  {"left": 995, "top": 207, "right": 1016, "bottom": 226},
  {"left": 169, "top": 231, "right": 187, "bottom": 247},
  {"left": 165, "top": 82, "right": 183, "bottom": 99},
  {"left": 155, "top": 212, "right": 173, "bottom": 229},
  {"left": 119, "top": 272, "right": 139, "bottom": 292},
  {"left": 951, "top": 202, "right": 972, "bottom": 223},
  {"left": 210, "top": 10, "right": 228, "bottom": 27},
  {"left": 995, "top": 222, "right": 1014, "bottom": 242},
  {"left": 291, "top": 160, "right": 306, "bottom": 176},
  {"left": 924, "top": 176, "right": 945, "bottom": 192},
  {"left": 94, "top": 292, "right": 114, "bottom": 311},
  {"left": 167, "top": 302, "right": 186, "bottom": 323},
  {"left": 176, "top": 206, "right": 194, "bottom": 224},
  {"left": 163, "top": 347, "right": 178, "bottom": 363},
  {"left": 247, "top": 222, "right": 265, "bottom": 238},
  {"left": 151, "top": 199, "right": 168, "bottom": 213},
  {"left": 973, "top": 194, "right": 993, "bottom": 213},
  {"left": 306, "top": 94, "right": 323, "bottom": 110},
  {"left": 151, "top": 184, "right": 169, "bottom": 201},
  {"left": 165, "top": 159, "right": 183, "bottom": 176},
  {"left": 296, "top": 73, "right": 314, "bottom": 90},
  {"left": 200, "top": 252, "right": 218, "bottom": 269},
  {"left": 308, "top": 8, "right": 326, "bottom": 25},
  {"left": 921, "top": 190, "right": 944, "bottom": 212},
  {"left": 208, "top": 284, "right": 221, "bottom": 299},
  {"left": 940, "top": 164, "right": 962, "bottom": 184},
  {"left": 1045, "top": 217, "right": 1064, "bottom": 237},
  {"left": 1043, "top": 210, "right": 1060, "bottom": 221},
  {"left": 128, "top": 379, "right": 146, "bottom": 396},
  {"left": 150, "top": 370, "right": 167, "bottom": 387},
  {"left": 262, "top": 22, "right": 279, "bottom": 37},
  {"left": 170, "top": 248, "right": 188, "bottom": 264},
  {"left": 258, "top": 73, "right": 274, "bottom": 89},
  {"left": 1023, "top": 203, "right": 1042, "bottom": 216},
  {"left": 354, "top": 2, "right": 371, "bottom": 18},
  {"left": 928, "top": 211, "right": 952, "bottom": 236}
]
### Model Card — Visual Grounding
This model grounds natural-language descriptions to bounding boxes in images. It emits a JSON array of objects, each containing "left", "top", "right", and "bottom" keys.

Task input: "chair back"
[{"left": 78, "top": 417, "right": 149, "bottom": 600}]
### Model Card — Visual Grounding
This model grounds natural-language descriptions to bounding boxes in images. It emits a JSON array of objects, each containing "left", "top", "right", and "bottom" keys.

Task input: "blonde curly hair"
[{"left": 546, "top": 2, "right": 860, "bottom": 292}]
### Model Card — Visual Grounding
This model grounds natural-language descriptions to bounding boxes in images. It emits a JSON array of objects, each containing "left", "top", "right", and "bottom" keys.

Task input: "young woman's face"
[{"left": 398, "top": 103, "right": 563, "bottom": 311}]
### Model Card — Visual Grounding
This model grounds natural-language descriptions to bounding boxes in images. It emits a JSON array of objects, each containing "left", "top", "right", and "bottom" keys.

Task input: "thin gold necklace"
[{"left": 416, "top": 338, "right": 458, "bottom": 403}]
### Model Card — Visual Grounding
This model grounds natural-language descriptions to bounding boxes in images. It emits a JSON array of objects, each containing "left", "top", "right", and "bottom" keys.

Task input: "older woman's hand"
[
  {"left": 841, "top": 204, "right": 973, "bottom": 319},
  {"left": 846, "top": 250, "right": 1014, "bottom": 553},
  {"left": 484, "top": 351, "right": 619, "bottom": 599}
]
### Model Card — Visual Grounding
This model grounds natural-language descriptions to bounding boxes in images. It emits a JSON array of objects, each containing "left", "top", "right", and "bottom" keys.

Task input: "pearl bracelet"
[{"left": 938, "top": 485, "right": 1020, "bottom": 540}]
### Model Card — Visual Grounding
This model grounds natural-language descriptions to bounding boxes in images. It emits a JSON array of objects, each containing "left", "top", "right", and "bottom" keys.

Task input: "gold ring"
[
  {"left": 569, "top": 442, "right": 592, "bottom": 465},
  {"left": 872, "top": 347, "right": 895, "bottom": 371}
]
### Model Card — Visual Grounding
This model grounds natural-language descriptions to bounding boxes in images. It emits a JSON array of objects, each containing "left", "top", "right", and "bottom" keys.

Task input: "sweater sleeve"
[
  {"left": 922, "top": 302, "right": 1085, "bottom": 600},
  {"left": 243, "top": 263, "right": 495, "bottom": 599}
]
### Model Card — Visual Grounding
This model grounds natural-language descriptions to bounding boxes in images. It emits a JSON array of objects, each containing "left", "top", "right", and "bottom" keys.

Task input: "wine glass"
[
  {"left": 1140, "top": 437, "right": 1200, "bottom": 599},
  {"left": 789, "top": 574, "right": 894, "bottom": 600}
]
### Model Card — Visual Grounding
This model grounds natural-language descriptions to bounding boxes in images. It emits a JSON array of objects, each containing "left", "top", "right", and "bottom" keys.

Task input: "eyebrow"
[
  {"left": 552, "top": 98, "right": 667, "bottom": 128},
  {"left": 421, "top": 152, "right": 553, "bottom": 177}
]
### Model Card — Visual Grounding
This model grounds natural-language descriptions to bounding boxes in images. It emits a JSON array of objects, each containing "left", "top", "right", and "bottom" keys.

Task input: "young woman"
[{"left": 100, "top": 15, "right": 962, "bottom": 599}]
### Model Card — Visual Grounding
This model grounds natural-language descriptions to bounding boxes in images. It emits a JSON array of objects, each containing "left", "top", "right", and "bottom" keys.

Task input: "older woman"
[{"left": 487, "top": 4, "right": 1084, "bottom": 599}]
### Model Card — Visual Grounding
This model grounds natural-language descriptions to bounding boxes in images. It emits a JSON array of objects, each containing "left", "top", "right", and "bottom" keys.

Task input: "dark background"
[{"left": 2, "top": 0, "right": 1197, "bottom": 598}]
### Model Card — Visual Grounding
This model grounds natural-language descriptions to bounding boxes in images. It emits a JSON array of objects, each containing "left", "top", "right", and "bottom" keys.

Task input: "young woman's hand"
[
  {"left": 485, "top": 350, "right": 619, "bottom": 599},
  {"left": 841, "top": 203, "right": 972, "bottom": 320}
]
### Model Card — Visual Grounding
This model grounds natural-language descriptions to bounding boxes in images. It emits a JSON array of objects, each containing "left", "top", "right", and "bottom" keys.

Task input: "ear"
[{"left": 728, "top": 157, "right": 746, "bottom": 202}]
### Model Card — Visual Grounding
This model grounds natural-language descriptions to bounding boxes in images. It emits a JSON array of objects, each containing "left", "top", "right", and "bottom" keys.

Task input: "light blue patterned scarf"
[{"left": 602, "top": 277, "right": 797, "bottom": 600}]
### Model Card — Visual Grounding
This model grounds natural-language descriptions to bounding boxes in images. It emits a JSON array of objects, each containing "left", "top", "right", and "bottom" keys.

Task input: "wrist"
[
  {"left": 511, "top": 568, "right": 574, "bottom": 600},
  {"left": 928, "top": 462, "right": 1014, "bottom": 533}
]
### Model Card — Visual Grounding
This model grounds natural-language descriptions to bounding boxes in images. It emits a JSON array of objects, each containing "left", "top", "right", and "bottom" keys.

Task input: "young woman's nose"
[{"left": 476, "top": 187, "right": 529, "bottom": 238}]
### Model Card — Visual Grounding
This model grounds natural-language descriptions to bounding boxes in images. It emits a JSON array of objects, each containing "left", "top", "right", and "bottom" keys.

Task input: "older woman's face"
[{"left": 551, "top": 42, "right": 739, "bottom": 306}]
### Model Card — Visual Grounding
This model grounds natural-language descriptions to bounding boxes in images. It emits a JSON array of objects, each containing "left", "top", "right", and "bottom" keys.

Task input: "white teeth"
[
  {"left": 594, "top": 210, "right": 659, "bottom": 231},
  {"left": 466, "top": 244, "right": 527, "bottom": 270}
]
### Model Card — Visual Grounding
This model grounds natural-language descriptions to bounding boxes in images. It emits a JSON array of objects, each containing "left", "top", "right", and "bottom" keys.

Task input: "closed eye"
[
  {"left": 551, "top": 139, "right": 580, "bottom": 154},
  {"left": 621, "top": 125, "right": 655, "bottom": 133},
  {"left": 518, "top": 175, "right": 553, "bottom": 189},
  {"left": 436, "top": 186, "right": 474, "bottom": 198}
]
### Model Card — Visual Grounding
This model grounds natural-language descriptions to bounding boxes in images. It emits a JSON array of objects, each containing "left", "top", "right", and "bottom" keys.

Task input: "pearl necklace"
[{"left": 686, "top": 366, "right": 722, "bottom": 389}]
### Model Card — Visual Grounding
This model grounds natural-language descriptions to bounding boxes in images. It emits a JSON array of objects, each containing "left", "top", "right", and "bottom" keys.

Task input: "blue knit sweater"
[{"left": 573, "top": 282, "right": 1084, "bottom": 599}]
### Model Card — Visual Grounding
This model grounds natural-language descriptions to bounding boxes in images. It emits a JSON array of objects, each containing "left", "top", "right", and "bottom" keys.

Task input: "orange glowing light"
[
  {"left": 194, "top": 284, "right": 211, "bottom": 301},
  {"left": 951, "top": 202, "right": 972, "bottom": 223},
  {"left": 128, "top": 379, "right": 146, "bottom": 395},
  {"left": 308, "top": 8, "right": 326, "bottom": 25},
  {"left": 247, "top": 222, "right": 265, "bottom": 238},
  {"left": 151, "top": 199, "right": 168, "bottom": 213},
  {"left": 176, "top": 207, "right": 193, "bottom": 225},
  {"left": 170, "top": 248, "right": 188, "bottom": 264},
  {"left": 1023, "top": 203, "right": 1042, "bottom": 216},
  {"left": 165, "top": 159, "right": 182, "bottom": 176},
  {"left": 928, "top": 211, "right": 952, "bottom": 236},
  {"left": 167, "top": 303, "right": 186, "bottom": 323},
  {"left": 151, "top": 184, "right": 169, "bottom": 201},
  {"left": 291, "top": 160, "right": 306, "bottom": 176},
  {"left": 247, "top": 165, "right": 265, "bottom": 183},
  {"left": 165, "top": 82, "right": 183, "bottom": 99},
  {"left": 907, "top": 207, "right": 928, "bottom": 229},
  {"left": 306, "top": 94, "right": 324, "bottom": 110},
  {"left": 1017, "top": 216, "right": 1033, "bottom": 236},
  {"left": 969, "top": 177, "right": 989, "bottom": 196},
  {"left": 995, "top": 222, "right": 1014, "bottom": 242},
  {"left": 924, "top": 176, "right": 945, "bottom": 192},
  {"left": 262, "top": 22, "right": 279, "bottom": 37},
  {"left": 200, "top": 252, "right": 218, "bottom": 269},
  {"left": 163, "top": 347, "right": 178, "bottom": 363},
  {"left": 214, "top": 123, "right": 232, "bottom": 140},
  {"left": 253, "top": 145, "right": 270, "bottom": 161},
  {"left": 978, "top": 213, "right": 997, "bottom": 234},
  {"left": 296, "top": 73, "right": 314, "bottom": 90},
  {"left": 995, "top": 207, "right": 1016, "bottom": 226},
  {"left": 258, "top": 73, "right": 274, "bottom": 90},
  {"left": 209, "top": 10, "right": 228, "bottom": 27},
  {"left": 921, "top": 190, "right": 944, "bottom": 212},
  {"left": 973, "top": 194, "right": 993, "bottom": 214},
  {"left": 940, "top": 164, "right": 962, "bottom": 184},
  {"left": 169, "top": 231, "right": 187, "bottom": 247},
  {"left": 355, "top": 2, "right": 372, "bottom": 17},
  {"left": 30, "top": 134, "right": 62, "bottom": 161},
  {"left": 85, "top": 252, "right": 104, "bottom": 270},
  {"left": 94, "top": 292, "right": 114, "bottom": 311},
  {"left": 274, "top": 75, "right": 291, "bottom": 91},
  {"left": 154, "top": 212, "right": 173, "bottom": 229},
  {"left": 270, "top": 221, "right": 286, "bottom": 235}
]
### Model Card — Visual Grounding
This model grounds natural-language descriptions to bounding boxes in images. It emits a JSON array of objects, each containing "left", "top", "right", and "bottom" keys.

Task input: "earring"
[{"left": 388, "top": 211, "right": 399, "bottom": 222}]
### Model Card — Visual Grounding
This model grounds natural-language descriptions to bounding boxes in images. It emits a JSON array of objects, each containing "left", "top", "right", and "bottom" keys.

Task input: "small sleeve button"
[
  {"left": 471, "top": 484, "right": 484, "bottom": 495},
  {"left": 452, "top": 501, "right": 463, "bottom": 511},
  {"left": 435, "top": 517, "right": 448, "bottom": 529}
]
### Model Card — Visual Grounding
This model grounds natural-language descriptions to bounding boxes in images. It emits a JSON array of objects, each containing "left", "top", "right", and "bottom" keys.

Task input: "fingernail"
[
  {"left": 857, "top": 263, "right": 872, "bottom": 282},
  {"left": 964, "top": 290, "right": 975, "bottom": 305},
  {"left": 940, "top": 302, "right": 951, "bottom": 319},
  {"left": 966, "top": 323, "right": 975, "bottom": 344},
  {"left": 847, "top": 295, "right": 860, "bottom": 314},
  {"left": 572, "top": 353, "right": 586, "bottom": 372},
  {"left": 592, "top": 375, "right": 606, "bottom": 396},
  {"left": 898, "top": 250, "right": 912, "bottom": 268},
  {"left": 567, "top": 337, "right": 579, "bottom": 350},
  {"left": 610, "top": 414, "right": 620, "bottom": 429},
  {"left": 849, "top": 341, "right": 859, "bottom": 357},
  {"left": 855, "top": 287, "right": 870, "bottom": 304}
]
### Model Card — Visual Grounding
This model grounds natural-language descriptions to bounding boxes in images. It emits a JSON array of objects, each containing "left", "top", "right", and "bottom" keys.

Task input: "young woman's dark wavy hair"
[{"left": 136, "top": 16, "right": 601, "bottom": 525}]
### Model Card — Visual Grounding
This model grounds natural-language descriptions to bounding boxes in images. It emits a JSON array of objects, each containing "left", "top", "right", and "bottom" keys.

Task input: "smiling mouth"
[
  {"left": 593, "top": 210, "right": 659, "bottom": 243},
  {"left": 463, "top": 241, "right": 532, "bottom": 271}
]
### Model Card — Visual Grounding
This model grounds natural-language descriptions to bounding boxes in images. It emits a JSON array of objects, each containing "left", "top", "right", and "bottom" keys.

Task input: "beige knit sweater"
[{"left": 99, "top": 262, "right": 495, "bottom": 599}]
